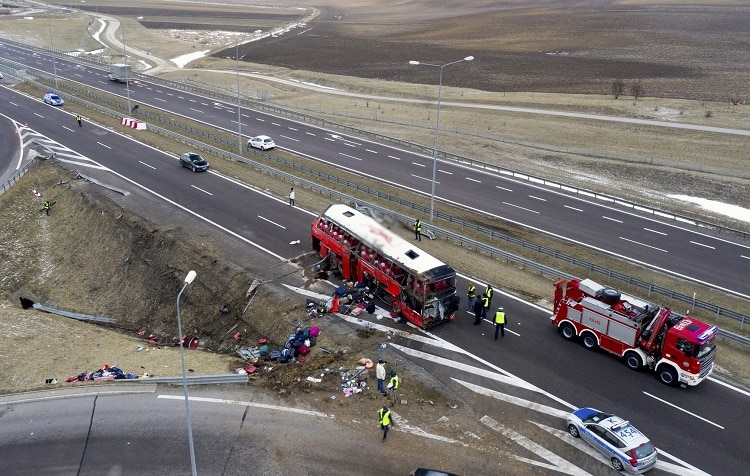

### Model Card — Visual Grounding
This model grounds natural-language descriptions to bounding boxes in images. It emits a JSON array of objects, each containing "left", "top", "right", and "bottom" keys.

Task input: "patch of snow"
[
  {"left": 171, "top": 49, "right": 211, "bottom": 68},
  {"left": 669, "top": 194, "right": 750, "bottom": 224}
]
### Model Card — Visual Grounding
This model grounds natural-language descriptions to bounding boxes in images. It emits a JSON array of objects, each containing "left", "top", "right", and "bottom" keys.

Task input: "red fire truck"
[
  {"left": 311, "top": 204, "right": 459, "bottom": 328},
  {"left": 552, "top": 278, "right": 718, "bottom": 386}
]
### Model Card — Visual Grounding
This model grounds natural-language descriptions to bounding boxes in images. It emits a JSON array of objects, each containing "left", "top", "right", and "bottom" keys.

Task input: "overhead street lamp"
[
  {"left": 409, "top": 56, "right": 474, "bottom": 223},
  {"left": 176, "top": 270, "right": 198, "bottom": 476}
]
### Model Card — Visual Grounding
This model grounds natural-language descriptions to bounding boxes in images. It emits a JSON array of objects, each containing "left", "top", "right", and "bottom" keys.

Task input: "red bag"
[{"left": 298, "top": 345, "right": 310, "bottom": 356}]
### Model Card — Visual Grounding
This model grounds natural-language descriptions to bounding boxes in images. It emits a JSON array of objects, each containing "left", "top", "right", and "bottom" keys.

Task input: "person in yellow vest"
[
  {"left": 467, "top": 282, "right": 476, "bottom": 311},
  {"left": 386, "top": 371, "right": 400, "bottom": 404},
  {"left": 494, "top": 307, "right": 506, "bottom": 339},
  {"left": 484, "top": 284, "right": 493, "bottom": 309},
  {"left": 481, "top": 294, "right": 490, "bottom": 320},
  {"left": 378, "top": 405, "right": 392, "bottom": 441},
  {"left": 413, "top": 218, "right": 422, "bottom": 241}
]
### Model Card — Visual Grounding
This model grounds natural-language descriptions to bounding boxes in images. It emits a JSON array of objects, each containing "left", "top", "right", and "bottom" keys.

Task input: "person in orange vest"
[{"left": 494, "top": 307, "right": 506, "bottom": 339}]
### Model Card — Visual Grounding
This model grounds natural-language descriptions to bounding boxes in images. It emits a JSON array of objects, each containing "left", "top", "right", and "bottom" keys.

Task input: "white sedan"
[{"left": 247, "top": 135, "right": 275, "bottom": 150}]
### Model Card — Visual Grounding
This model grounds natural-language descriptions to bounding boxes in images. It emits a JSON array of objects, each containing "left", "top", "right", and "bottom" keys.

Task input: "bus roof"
[{"left": 321, "top": 204, "right": 454, "bottom": 277}]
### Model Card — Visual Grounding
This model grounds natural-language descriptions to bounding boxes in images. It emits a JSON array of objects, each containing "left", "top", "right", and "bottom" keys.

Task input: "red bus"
[{"left": 311, "top": 204, "right": 459, "bottom": 328}]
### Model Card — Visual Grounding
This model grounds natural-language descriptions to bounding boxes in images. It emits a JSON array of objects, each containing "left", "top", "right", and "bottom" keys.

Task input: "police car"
[
  {"left": 567, "top": 407, "right": 657, "bottom": 473},
  {"left": 43, "top": 92, "right": 64, "bottom": 106}
]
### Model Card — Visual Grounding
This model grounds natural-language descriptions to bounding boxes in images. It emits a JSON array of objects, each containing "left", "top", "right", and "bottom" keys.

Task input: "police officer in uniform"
[{"left": 494, "top": 307, "right": 506, "bottom": 339}]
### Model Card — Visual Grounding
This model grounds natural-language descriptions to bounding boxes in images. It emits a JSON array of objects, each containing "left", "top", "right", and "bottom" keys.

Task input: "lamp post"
[
  {"left": 176, "top": 270, "right": 198, "bottom": 476},
  {"left": 121, "top": 20, "right": 132, "bottom": 115},
  {"left": 48, "top": 12, "right": 59, "bottom": 89},
  {"left": 236, "top": 37, "right": 243, "bottom": 156},
  {"left": 409, "top": 56, "right": 474, "bottom": 223}
]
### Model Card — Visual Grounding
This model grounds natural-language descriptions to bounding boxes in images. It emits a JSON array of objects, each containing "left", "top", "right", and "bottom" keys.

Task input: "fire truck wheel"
[
  {"left": 580, "top": 332, "right": 598, "bottom": 350},
  {"left": 567, "top": 424, "right": 580, "bottom": 438},
  {"left": 656, "top": 366, "right": 678, "bottom": 386},
  {"left": 559, "top": 322, "right": 576, "bottom": 341},
  {"left": 624, "top": 351, "right": 643, "bottom": 370},
  {"left": 611, "top": 458, "right": 625, "bottom": 472}
]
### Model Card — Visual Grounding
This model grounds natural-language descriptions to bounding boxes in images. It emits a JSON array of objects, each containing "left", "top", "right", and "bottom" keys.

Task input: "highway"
[
  {"left": 0, "top": 83, "right": 747, "bottom": 475},
  {"left": 2, "top": 40, "right": 749, "bottom": 299}
]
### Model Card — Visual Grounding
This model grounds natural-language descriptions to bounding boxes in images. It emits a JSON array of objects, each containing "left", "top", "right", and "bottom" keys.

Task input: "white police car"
[
  {"left": 567, "top": 407, "right": 657, "bottom": 473},
  {"left": 43, "top": 92, "right": 64, "bottom": 106}
]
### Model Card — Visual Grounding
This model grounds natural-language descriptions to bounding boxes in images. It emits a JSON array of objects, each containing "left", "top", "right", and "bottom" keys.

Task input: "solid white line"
[
  {"left": 190, "top": 185, "right": 212, "bottom": 195},
  {"left": 706, "top": 376, "right": 750, "bottom": 397},
  {"left": 690, "top": 241, "right": 715, "bottom": 249},
  {"left": 619, "top": 236, "right": 669, "bottom": 252},
  {"left": 602, "top": 215, "right": 623, "bottom": 223},
  {"left": 644, "top": 227, "right": 667, "bottom": 235},
  {"left": 158, "top": 395, "right": 333, "bottom": 418},
  {"left": 258, "top": 215, "right": 286, "bottom": 229},
  {"left": 564, "top": 205, "right": 583, "bottom": 212},
  {"left": 502, "top": 202, "right": 539, "bottom": 214},
  {"left": 642, "top": 391, "right": 724, "bottom": 429}
]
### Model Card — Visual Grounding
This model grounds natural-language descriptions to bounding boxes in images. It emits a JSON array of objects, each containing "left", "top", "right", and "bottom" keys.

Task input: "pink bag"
[{"left": 309, "top": 326, "right": 320, "bottom": 337}]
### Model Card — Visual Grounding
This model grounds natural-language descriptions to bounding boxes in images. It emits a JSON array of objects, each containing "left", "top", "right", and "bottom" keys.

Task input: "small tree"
[
  {"left": 611, "top": 79, "right": 625, "bottom": 99},
  {"left": 630, "top": 81, "right": 645, "bottom": 100}
]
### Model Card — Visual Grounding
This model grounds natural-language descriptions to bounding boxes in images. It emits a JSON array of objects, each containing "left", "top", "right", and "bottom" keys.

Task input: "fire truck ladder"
[{"left": 643, "top": 307, "right": 672, "bottom": 351}]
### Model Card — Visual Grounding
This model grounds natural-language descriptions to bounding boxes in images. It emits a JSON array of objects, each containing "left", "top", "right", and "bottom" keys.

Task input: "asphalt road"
[
  {"left": 3, "top": 40, "right": 749, "bottom": 299},
  {"left": 0, "top": 83, "right": 748, "bottom": 474}
]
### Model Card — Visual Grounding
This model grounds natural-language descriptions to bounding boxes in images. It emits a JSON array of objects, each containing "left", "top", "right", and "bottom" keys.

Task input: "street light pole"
[
  {"left": 48, "top": 12, "right": 59, "bottom": 89},
  {"left": 176, "top": 270, "right": 198, "bottom": 476},
  {"left": 409, "top": 56, "right": 474, "bottom": 223},
  {"left": 236, "top": 37, "right": 243, "bottom": 156},
  {"left": 122, "top": 20, "right": 132, "bottom": 115}
]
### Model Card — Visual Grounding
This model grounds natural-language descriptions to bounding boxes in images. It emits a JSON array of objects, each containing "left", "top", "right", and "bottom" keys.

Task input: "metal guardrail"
[
  {"left": 33, "top": 302, "right": 117, "bottom": 324},
  {"left": 4, "top": 49, "right": 749, "bottom": 343},
  {"left": 115, "top": 374, "right": 249, "bottom": 385}
]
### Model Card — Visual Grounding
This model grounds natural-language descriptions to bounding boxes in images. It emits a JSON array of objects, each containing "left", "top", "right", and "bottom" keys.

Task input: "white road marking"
[
  {"left": 365, "top": 149, "right": 378, "bottom": 154},
  {"left": 339, "top": 152, "right": 362, "bottom": 161},
  {"left": 564, "top": 205, "right": 583, "bottom": 212},
  {"left": 190, "top": 185, "right": 212, "bottom": 195},
  {"left": 482, "top": 416, "right": 592, "bottom": 476},
  {"left": 690, "top": 241, "right": 715, "bottom": 249},
  {"left": 466, "top": 177, "right": 482, "bottom": 183},
  {"left": 138, "top": 161, "right": 155, "bottom": 169},
  {"left": 602, "top": 215, "right": 623, "bottom": 223},
  {"left": 496, "top": 185, "right": 513, "bottom": 192},
  {"left": 412, "top": 162, "right": 426, "bottom": 167},
  {"left": 456, "top": 379, "right": 571, "bottom": 418},
  {"left": 643, "top": 391, "right": 724, "bottom": 429},
  {"left": 158, "top": 395, "right": 332, "bottom": 418},
  {"left": 529, "top": 195, "right": 546, "bottom": 201},
  {"left": 258, "top": 215, "right": 286, "bottom": 229},
  {"left": 644, "top": 227, "right": 667, "bottom": 235},
  {"left": 619, "top": 236, "right": 669, "bottom": 252},
  {"left": 391, "top": 344, "right": 527, "bottom": 385},
  {"left": 411, "top": 174, "right": 437, "bottom": 184},
  {"left": 97, "top": 142, "right": 112, "bottom": 149},
  {"left": 387, "top": 155, "right": 402, "bottom": 160},
  {"left": 502, "top": 202, "right": 539, "bottom": 214}
]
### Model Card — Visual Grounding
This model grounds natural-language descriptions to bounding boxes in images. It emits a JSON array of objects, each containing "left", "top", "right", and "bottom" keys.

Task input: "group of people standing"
[
  {"left": 375, "top": 358, "right": 401, "bottom": 441},
  {"left": 468, "top": 282, "right": 506, "bottom": 339}
]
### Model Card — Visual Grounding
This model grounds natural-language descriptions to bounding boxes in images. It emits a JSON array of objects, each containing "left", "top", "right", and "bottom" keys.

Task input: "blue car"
[
  {"left": 567, "top": 407, "right": 657, "bottom": 473},
  {"left": 43, "top": 92, "right": 64, "bottom": 106}
]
